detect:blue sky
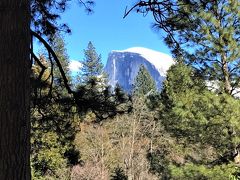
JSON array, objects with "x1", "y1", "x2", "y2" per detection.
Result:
[{"x1": 59, "y1": 0, "x2": 171, "y2": 66}]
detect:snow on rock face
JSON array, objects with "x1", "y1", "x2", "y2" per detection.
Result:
[
  {"x1": 104, "y1": 47, "x2": 174, "y2": 93},
  {"x1": 69, "y1": 60, "x2": 82, "y2": 72}
]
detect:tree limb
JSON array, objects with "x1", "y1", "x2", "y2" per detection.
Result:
[{"x1": 31, "y1": 30, "x2": 73, "y2": 95}]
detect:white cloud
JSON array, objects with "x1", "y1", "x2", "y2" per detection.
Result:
[{"x1": 69, "y1": 60, "x2": 82, "y2": 72}]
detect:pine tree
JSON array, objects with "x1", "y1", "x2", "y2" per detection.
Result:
[
  {"x1": 80, "y1": 41, "x2": 105, "y2": 84},
  {"x1": 51, "y1": 34, "x2": 70, "y2": 79},
  {"x1": 133, "y1": 65, "x2": 157, "y2": 96},
  {"x1": 175, "y1": 0, "x2": 240, "y2": 95},
  {"x1": 158, "y1": 63, "x2": 240, "y2": 178},
  {"x1": 31, "y1": 35, "x2": 79, "y2": 179},
  {"x1": 51, "y1": 34, "x2": 73, "y2": 94},
  {"x1": 0, "y1": 1, "x2": 31, "y2": 179},
  {"x1": 111, "y1": 167, "x2": 128, "y2": 180},
  {"x1": 131, "y1": 0, "x2": 240, "y2": 95}
]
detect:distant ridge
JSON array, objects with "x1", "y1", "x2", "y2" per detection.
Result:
[
  {"x1": 105, "y1": 47, "x2": 175, "y2": 93},
  {"x1": 112, "y1": 47, "x2": 174, "y2": 76}
]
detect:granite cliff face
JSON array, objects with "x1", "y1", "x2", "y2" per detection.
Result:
[{"x1": 104, "y1": 47, "x2": 174, "y2": 93}]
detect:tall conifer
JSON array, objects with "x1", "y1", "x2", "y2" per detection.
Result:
[
  {"x1": 80, "y1": 41, "x2": 105, "y2": 84},
  {"x1": 130, "y1": 0, "x2": 240, "y2": 95},
  {"x1": 133, "y1": 65, "x2": 156, "y2": 96}
]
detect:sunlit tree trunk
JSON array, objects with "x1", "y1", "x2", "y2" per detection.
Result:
[
  {"x1": 221, "y1": 54, "x2": 231, "y2": 94},
  {"x1": 0, "y1": 0, "x2": 31, "y2": 179}
]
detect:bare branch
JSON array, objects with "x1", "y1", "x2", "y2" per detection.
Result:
[
  {"x1": 123, "y1": 3, "x2": 140, "y2": 19},
  {"x1": 78, "y1": 0, "x2": 94, "y2": 14},
  {"x1": 31, "y1": 51, "x2": 47, "y2": 81}
]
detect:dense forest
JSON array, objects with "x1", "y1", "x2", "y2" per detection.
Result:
[{"x1": 0, "y1": 0, "x2": 240, "y2": 179}]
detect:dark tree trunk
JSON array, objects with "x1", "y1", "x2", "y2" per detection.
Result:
[{"x1": 0, "y1": 0, "x2": 31, "y2": 179}]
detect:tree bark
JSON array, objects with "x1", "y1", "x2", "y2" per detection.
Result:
[
  {"x1": 0, "y1": 0, "x2": 31, "y2": 179},
  {"x1": 221, "y1": 53, "x2": 231, "y2": 94}
]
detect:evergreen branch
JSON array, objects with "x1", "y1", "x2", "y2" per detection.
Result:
[
  {"x1": 123, "y1": 0, "x2": 184, "y2": 56},
  {"x1": 48, "y1": 52, "x2": 54, "y2": 97},
  {"x1": 31, "y1": 30, "x2": 73, "y2": 95},
  {"x1": 229, "y1": 63, "x2": 240, "y2": 74},
  {"x1": 209, "y1": 145, "x2": 240, "y2": 167}
]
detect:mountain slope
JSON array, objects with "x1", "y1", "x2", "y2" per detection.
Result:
[{"x1": 105, "y1": 47, "x2": 174, "y2": 93}]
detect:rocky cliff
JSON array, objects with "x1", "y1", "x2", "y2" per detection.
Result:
[{"x1": 104, "y1": 47, "x2": 174, "y2": 93}]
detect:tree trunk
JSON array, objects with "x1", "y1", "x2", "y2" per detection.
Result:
[
  {"x1": 0, "y1": 0, "x2": 31, "y2": 179},
  {"x1": 221, "y1": 53, "x2": 231, "y2": 94}
]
